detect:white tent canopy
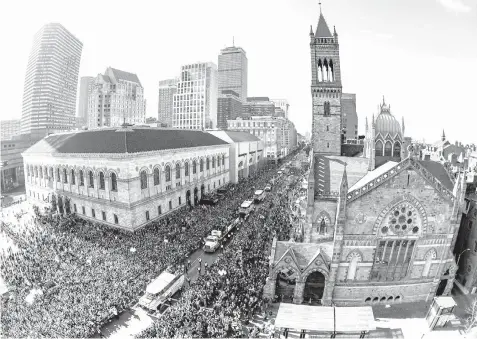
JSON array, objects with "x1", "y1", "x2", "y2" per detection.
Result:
[{"x1": 274, "y1": 304, "x2": 376, "y2": 333}]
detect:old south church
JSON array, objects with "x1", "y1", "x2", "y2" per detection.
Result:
[{"x1": 264, "y1": 9, "x2": 465, "y2": 306}]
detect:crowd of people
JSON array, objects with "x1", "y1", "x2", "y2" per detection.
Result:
[
  {"x1": 0, "y1": 148, "x2": 305, "y2": 338},
  {"x1": 137, "y1": 157, "x2": 309, "y2": 338}
]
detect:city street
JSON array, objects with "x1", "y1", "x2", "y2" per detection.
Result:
[{"x1": 98, "y1": 214, "x2": 244, "y2": 338}]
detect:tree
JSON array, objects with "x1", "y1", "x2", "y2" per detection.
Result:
[{"x1": 465, "y1": 296, "x2": 477, "y2": 333}]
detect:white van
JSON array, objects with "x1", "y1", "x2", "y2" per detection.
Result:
[{"x1": 138, "y1": 271, "x2": 185, "y2": 312}]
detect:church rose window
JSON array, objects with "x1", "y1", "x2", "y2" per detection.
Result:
[
  {"x1": 371, "y1": 239, "x2": 415, "y2": 281},
  {"x1": 386, "y1": 203, "x2": 417, "y2": 236}
]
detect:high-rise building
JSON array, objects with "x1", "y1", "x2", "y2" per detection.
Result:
[
  {"x1": 21, "y1": 23, "x2": 83, "y2": 139},
  {"x1": 242, "y1": 97, "x2": 276, "y2": 117},
  {"x1": 172, "y1": 62, "x2": 218, "y2": 130},
  {"x1": 158, "y1": 78, "x2": 178, "y2": 127},
  {"x1": 271, "y1": 99, "x2": 290, "y2": 119},
  {"x1": 1, "y1": 119, "x2": 21, "y2": 140},
  {"x1": 88, "y1": 67, "x2": 146, "y2": 129},
  {"x1": 77, "y1": 76, "x2": 95, "y2": 127},
  {"x1": 341, "y1": 93, "x2": 358, "y2": 141},
  {"x1": 218, "y1": 46, "x2": 248, "y2": 102},
  {"x1": 217, "y1": 90, "x2": 242, "y2": 129}
]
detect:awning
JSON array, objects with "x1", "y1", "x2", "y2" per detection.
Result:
[{"x1": 274, "y1": 304, "x2": 376, "y2": 333}]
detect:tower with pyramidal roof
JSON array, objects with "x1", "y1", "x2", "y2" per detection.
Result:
[{"x1": 310, "y1": 8, "x2": 342, "y2": 156}]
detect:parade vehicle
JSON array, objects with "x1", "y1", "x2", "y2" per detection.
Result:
[
  {"x1": 277, "y1": 170, "x2": 283, "y2": 175},
  {"x1": 199, "y1": 195, "x2": 219, "y2": 206},
  {"x1": 203, "y1": 219, "x2": 239, "y2": 253},
  {"x1": 253, "y1": 189, "x2": 266, "y2": 203},
  {"x1": 216, "y1": 188, "x2": 227, "y2": 197},
  {"x1": 138, "y1": 271, "x2": 185, "y2": 312},
  {"x1": 264, "y1": 185, "x2": 272, "y2": 192},
  {"x1": 239, "y1": 199, "x2": 254, "y2": 219}
]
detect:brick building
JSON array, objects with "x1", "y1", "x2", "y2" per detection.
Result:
[
  {"x1": 217, "y1": 90, "x2": 243, "y2": 129},
  {"x1": 23, "y1": 127, "x2": 229, "y2": 231},
  {"x1": 263, "y1": 9, "x2": 465, "y2": 306}
]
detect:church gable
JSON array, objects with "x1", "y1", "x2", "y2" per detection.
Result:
[
  {"x1": 346, "y1": 167, "x2": 454, "y2": 235},
  {"x1": 346, "y1": 158, "x2": 455, "y2": 205}
]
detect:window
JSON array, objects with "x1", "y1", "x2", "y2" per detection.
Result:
[
  {"x1": 63, "y1": 169, "x2": 68, "y2": 183},
  {"x1": 193, "y1": 160, "x2": 197, "y2": 174},
  {"x1": 165, "y1": 165, "x2": 171, "y2": 182},
  {"x1": 206, "y1": 158, "x2": 210, "y2": 170},
  {"x1": 176, "y1": 163, "x2": 181, "y2": 179},
  {"x1": 56, "y1": 168, "x2": 60, "y2": 182},
  {"x1": 91, "y1": 209, "x2": 96, "y2": 218},
  {"x1": 200, "y1": 159, "x2": 204, "y2": 172},
  {"x1": 324, "y1": 101, "x2": 330, "y2": 116},
  {"x1": 169, "y1": 200, "x2": 173, "y2": 210},
  {"x1": 327, "y1": 143, "x2": 330, "y2": 148},
  {"x1": 88, "y1": 171, "x2": 94, "y2": 188},
  {"x1": 158, "y1": 205, "x2": 162, "y2": 215},
  {"x1": 212, "y1": 157, "x2": 215, "y2": 168},
  {"x1": 326, "y1": 125, "x2": 329, "y2": 131},
  {"x1": 371, "y1": 240, "x2": 415, "y2": 281},
  {"x1": 185, "y1": 162, "x2": 189, "y2": 176},
  {"x1": 222, "y1": 155, "x2": 225, "y2": 166},
  {"x1": 99, "y1": 172, "x2": 105, "y2": 190},
  {"x1": 102, "y1": 211, "x2": 106, "y2": 221},
  {"x1": 179, "y1": 197, "x2": 182, "y2": 205},
  {"x1": 73, "y1": 204, "x2": 77, "y2": 213},
  {"x1": 82, "y1": 206, "x2": 85, "y2": 214},
  {"x1": 79, "y1": 170, "x2": 84, "y2": 186},
  {"x1": 111, "y1": 173, "x2": 117, "y2": 191},
  {"x1": 384, "y1": 142, "x2": 392, "y2": 156},
  {"x1": 140, "y1": 170, "x2": 148, "y2": 189},
  {"x1": 375, "y1": 140, "x2": 383, "y2": 157},
  {"x1": 393, "y1": 142, "x2": 401, "y2": 157},
  {"x1": 154, "y1": 168, "x2": 160, "y2": 185},
  {"x1": 114, "y1": 214, "x2": 118, "y2": 224},
  {"x1": 71, "y1": 169, "x2": 76, "y2": 185},
  {"x1": 146, "y1": 211, "x2": 150, "y2": 221}
]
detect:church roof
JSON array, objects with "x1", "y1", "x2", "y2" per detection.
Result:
[
  {"x1": 349, "y1": 160, "x2": 399, "y2": 191},
  {"x1": 315, "y1": 12, "x2": 333, "y2": 37},
  {"x1": 314, "y1": 155, "x2": 369, "y2": 195},
  {"x1": 417, "y1": 160, "x2": 454, "y2": 191},
  {"x1": 23, "y1": 127, "x2": 228, "y2": 155}
]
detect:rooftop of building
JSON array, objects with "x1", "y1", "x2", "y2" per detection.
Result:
[
  {"x1": 209, "y1": 130, "x2": 261, "y2": 143},
  {"x1": 274, "y1": 241, "x2": 333, "y2": 267},
  {"x1": 220, "y1": 46, "x2": 247, "y2": 54},
  {"x1": 23, "y1": 127, "x2": 228, "y2": 155},
  {"x1": 104, "y1": 67, "x2": 142, "y2": 86},
  {"x1": 315, "y1": 12, "x2": 333, "y2": 37},
  {"x1": 246, "y1": 97, "x2": 271, "y2": 102}
]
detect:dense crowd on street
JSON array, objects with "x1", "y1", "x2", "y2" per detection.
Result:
[
  {"x1": 137, "y1": 158, "x2": 308, "y2": 338},
  {"x1": 0, "y1": 148, "x2": 305, "y2": 338}
]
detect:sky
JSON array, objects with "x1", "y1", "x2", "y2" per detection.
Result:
[{"x1": 0, "y1": 0, "x2": 476, "y2": 144}]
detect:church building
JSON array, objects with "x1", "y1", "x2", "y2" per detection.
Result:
[{"x1": 264, "y1": 8, "x2": 466, "y2": 306}]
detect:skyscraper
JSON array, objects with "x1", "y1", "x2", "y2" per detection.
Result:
[
  {"x1": 341, "y1": 93, "x2": 358, "y2": 142},
  {"x1": 172, "y1": 62, "x2": 218, "y2": 130},
  {"x1": 88, "y1": 67, "x2": 146, "y2": 129},
  {"x1": 21, "y1": 23, "x2": 83, "y2": 139},
  {"x1": 217, "y1": 90, "x2": 242, "y2": 129},
  {"x1": 218, "y1": 46, "x2": 247, "y2": 102},
  {"x1": 158, "y1": 78, "x2": 178, "y2": 127},
  {"x1": 77, "y1": 76, "x2": 95, "y2": 127}
]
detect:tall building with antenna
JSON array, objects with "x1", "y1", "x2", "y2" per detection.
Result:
[{"x1": 218, "y1": 41, "x2": 248, "y2": 102}]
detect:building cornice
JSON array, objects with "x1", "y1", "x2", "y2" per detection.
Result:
[{"x1": 22, "y1": 144, "x2": 229, "y2": 160}]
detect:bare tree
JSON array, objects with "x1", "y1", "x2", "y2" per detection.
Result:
[{"x1": 465, "y1": 296, "x2": 477, "y2": 333}]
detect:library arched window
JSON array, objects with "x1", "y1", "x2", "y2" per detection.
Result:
[{"x1": 140, "y1": 170, "x2": 148, "y2": 189}]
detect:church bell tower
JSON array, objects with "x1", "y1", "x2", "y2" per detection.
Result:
[{"x1": 310, "y1": 7, "x2": 342, "y2": 155}]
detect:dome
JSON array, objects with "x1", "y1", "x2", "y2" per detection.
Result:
[{"x1": 375, "y1": 99, "x2": 401, "y2": 137}]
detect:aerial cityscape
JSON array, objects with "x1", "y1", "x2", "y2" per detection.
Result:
[{"x1": 1, "y1": 0, "x2": 476, "y2": 338}]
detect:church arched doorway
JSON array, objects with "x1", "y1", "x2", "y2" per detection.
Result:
[
  {"x1": 275, "y1": 267, "x2": 297, "y2": 303},
  {"x1": 194, "y1": 187, "x2": 199, "y2": 205},
  {"x1": 201, "y1": 184, "x2": 205, "y2": 197},
  {"x1": 186, "y1": 190, "x2": 191, "y2": 206},
  {"x1": 303, "y1": 271, "x2": 325, "y2": 305}
]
